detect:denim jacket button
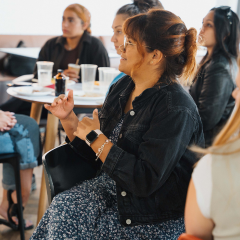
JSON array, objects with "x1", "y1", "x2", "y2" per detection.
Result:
[
  {"x1": 126, "y1": 219, "x2": 131, "y2": 225},
  {"x1": 121, "y1": 191, "x2": 127, "y2": 197},
  {"x1": 130, "y1": 110, "x2": 135, "y2": 116}
]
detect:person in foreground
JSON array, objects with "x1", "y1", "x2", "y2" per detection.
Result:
[
  {"x1": 31, "y1": 10, "x2": 204, "y2": 239},
  {"x1": 184, "y1": 58, "x2": 240, "y2": 240},
  {"x1": 189, "y1": 6, "x2": 239, "y2": 147},
  {"x1": 0, "y1": 112, "x2": 40, "y2": 230},
  {"x1": 109, "y1": 0, "x2": 164, "y2": 89}
]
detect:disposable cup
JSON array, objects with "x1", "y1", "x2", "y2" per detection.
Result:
[
  {"x1": 102, "y1": 69, "x2": 120, "y2": 93},
  {"x1": 36, "y1": 61, "x2": 54, "y2": 87},
  {"x1": 98, "y1": 67, "x2": 116, "y2": 93},
  {"x1": 68, "y1": 63, "x2": 81, "y2": 75},
  {"x1": 81, "y1": 64, "x2": 97, "y2": 92}
]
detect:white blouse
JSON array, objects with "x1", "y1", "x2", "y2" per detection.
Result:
[{"x1": 192, "y1": 154, "x2": 212, "y2": 219}]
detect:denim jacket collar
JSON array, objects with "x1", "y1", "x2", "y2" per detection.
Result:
[{"x1": 118, "y1": 74, "x2": 172, "y2": 109}]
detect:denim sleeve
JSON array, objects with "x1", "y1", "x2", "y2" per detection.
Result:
[{"x1": 102, "y1": 109, "x2": 196, "y2": 197}]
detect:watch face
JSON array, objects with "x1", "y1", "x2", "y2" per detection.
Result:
[{"x1": 86, "y1": 130, "x2": 98, "y2": 143}]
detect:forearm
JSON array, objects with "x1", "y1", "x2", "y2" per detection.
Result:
[{"x1": 60, "y1": 111, "x2": 79, "y2": 141}]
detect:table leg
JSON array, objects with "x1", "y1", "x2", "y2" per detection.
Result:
[
  {"x1": 37, "y1": 112, "x2": 58, "y2": 225},
  {"x1": 30, "y1": 103, "x2": 42, "y2": 124}
]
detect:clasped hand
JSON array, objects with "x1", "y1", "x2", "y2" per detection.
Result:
[
  {"x1": 73, "y1": 109, "x2": 100, "y2": 141},
  {"x1": 0, "y1": 110, "x2": 17, "y2": 132}
]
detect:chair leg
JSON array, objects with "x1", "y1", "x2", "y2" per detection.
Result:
[
  {"x1": 9, "y1": 157, "x2": 25, "y2": 240},
  {"x1": 58, "y1": 129, "x2": 61, "y2": 145}
]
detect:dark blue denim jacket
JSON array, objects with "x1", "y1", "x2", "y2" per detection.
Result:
[{"x1": 68, "y1": 75, "x2": 204, "y2": 226}]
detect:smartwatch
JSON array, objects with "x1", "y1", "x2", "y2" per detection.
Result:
[{"x1": 85, "y1": 129, "x2": 103, "y2": 146}]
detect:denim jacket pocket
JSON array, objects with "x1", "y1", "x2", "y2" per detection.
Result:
[{"x1": 124, "y1": 124, "x2": 149, "y2": 145}]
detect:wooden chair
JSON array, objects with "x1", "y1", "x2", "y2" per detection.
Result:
[
  {"x1": 0, "y1": 153, "x2": 25, "y2": 240},
  {"x1": 178, "y1": 233, "x2": 203, "y2": 240}
]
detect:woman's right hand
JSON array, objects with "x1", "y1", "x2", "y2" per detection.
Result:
[
  {"x1": 63, "y1": 69, "x2": 79, "y2": 83},
  {"x1": 44, "y1": 90, "x2": 74, "y2": 120}
]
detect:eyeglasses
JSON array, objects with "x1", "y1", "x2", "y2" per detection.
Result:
[
  {"x1": 219, "y1": 6, "x2": 232, "y2": 25},
  {"x1": 119, "y1": 36, "x2": 153, "y2": 52}
]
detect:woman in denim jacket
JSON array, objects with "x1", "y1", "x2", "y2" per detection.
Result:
[
  {"x1": 31, "y1": 10, "x2": 204, "y2": 239},
  {"x1": 0, "y1": 111, "x2": 40, "y2": 230}
]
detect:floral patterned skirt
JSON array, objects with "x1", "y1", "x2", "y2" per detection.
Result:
[{"x1": 30, "y1": 172, "x2": 185, "y2": 240}]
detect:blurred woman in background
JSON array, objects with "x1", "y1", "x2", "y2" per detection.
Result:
[
  {"x1": 34, "y1": 3, "x2": 110, "y2": 82},
  {"x1": 0, "y1": 4, "x2": 110, "y2": 119},
  {"x1": 184, "y1": 58, "x2": 240, "y2": 240},
  {"x1": 109, "y1": 0, "x2": 164, "y2": 89},
  {"x1": 189, "y1": 6, "x2": 240, "y2": 147}
]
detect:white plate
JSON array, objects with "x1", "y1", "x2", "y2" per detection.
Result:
[
  {"x1": 73, "y1": 90, "x2": 105, "y2": 101},
  {"x1": 12, "y1": 74, "x2": 76, "y2": 86},
  {"x1": 12, "y1": 74, "x2": 34, "y2": 86},
  {"x1": 13, "y1": 86, "x2": 53, "y2": 96}
]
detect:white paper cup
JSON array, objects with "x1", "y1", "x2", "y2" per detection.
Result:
[
  {"x1": 68, "y1": 63, "x2": 81, "y2": 75},
  {"x1": 81, "y1": 64, "x2": 97, "y2": 92},
  {"x1": 36, "y1": 61, "x2": 54, "y2": 87}
]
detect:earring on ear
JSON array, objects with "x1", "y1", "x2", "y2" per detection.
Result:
[{"x1": 150, "y1": 61, "x2": 153, "y2": 64}]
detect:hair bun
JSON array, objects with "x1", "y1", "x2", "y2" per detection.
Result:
[{"x1": 133, "y1": 0, "x2": 162, "y2": 11}]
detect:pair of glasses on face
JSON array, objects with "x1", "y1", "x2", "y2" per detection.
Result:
[
  {"x1": 219, "y1": 6, "x2": 232, "y2": 25},
  {"x1": 119, "y1": 36, "x2": 153, "y2": 52}
]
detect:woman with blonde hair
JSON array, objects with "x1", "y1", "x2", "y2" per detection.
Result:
[
  {"x1": 0, "y1": 3, "x2": 110, "y2": 119},
  {"x1": 184, "y1": 58, "x2": 240, "y2": 240},
  {"x1": 33, "y1": 3, "x2": 110, "y2": 82}
]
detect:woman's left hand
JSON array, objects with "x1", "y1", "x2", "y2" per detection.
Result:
[{"x1": 73, "y1": 109, "x2": 100, "y2": 141}]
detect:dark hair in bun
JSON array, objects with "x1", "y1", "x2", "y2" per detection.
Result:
[{"x1": 117, "y1": 0, "x2": 164, "y2": 17}]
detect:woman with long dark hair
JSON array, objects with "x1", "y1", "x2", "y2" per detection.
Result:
[
  {"x1": 189, "y1": 6, "x2": 240, "y2": 147},
  {"x1": 31, "y1": 10, "x2": 204, "y2": 239}
]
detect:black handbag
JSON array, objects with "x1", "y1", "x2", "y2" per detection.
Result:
[{"x1": 43, "y1": 142, "x2": 101, "y2": 204}]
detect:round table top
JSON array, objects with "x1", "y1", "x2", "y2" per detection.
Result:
[{"x1": 7, "y1": 84, "x2": 104, "y2": 108}]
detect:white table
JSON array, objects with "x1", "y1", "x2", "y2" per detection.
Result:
[
  {"x1": 0, "y1": 47, "x2": 120, "y2": 59},
  {"x1": 7, "y1": 84, "x2": 104, "y2": 224},
  {"x1": 0, "y1": 47, "x2": 40, "y2": 59}
]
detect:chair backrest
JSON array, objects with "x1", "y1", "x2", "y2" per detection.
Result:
[
  {"x1": 43, "y1": 143, "x2": 99, "y2": 204},
  {"x1": 178, "y1": 233, "x2": 203, "y2": 240}
]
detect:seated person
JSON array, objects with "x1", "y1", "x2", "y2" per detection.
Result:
[
  {"x1": 33, "y1": 3, "x2": 110, "y2": 82},
  {"x1": 189, "y1": 6, "x2": 239, "y2": 147},
  {"x1": 109, "y1": 0, "x2": 164, "y2": 90},
  {"x1": 0, "y1": 111, "x2": 41, "y2": 230},
  {"x1": 0, "y1": 3, "x2": 110, "y2": 116},
  {"x1": 31, "y1": 9, "x2": 204, "y2": 239},
  {"x1": 184, "y1": 59, "x2": 240, "y2": 240}
]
